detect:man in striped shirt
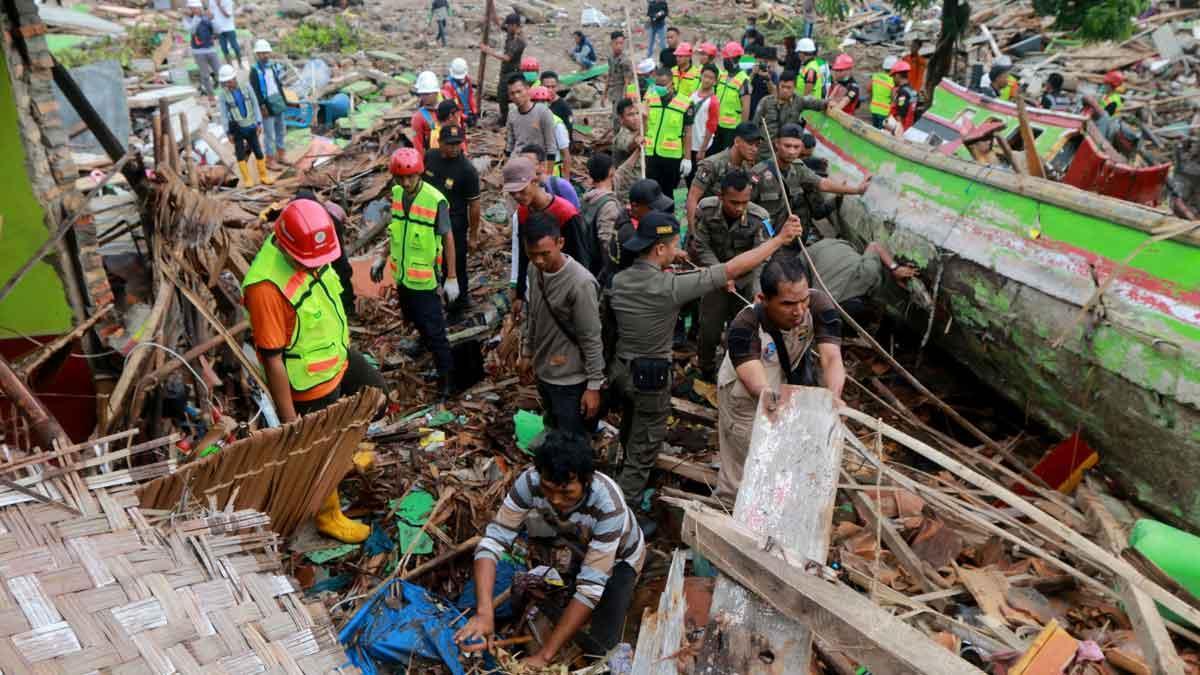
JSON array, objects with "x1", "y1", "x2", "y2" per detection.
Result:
[{"x1": 455, "y1": 431, "x2": 645, "y2": 666}]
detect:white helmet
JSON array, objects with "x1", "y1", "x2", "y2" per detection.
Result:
[
  {"x1": 218, "y1": 64, "x2": 237, "y2": 83},
  {"x1": 796, "y1": 37, "x2": 816, "y2": 53},
  {"x1": 636, "y1": 57, "x2": 656, "y2": 75},
  {"x1": 415, "y1": 70, "x2": 440, "y2": 95},
  {"x1": 186, "y1": 0, "x2": 203, "y2": 7},
  {"x1": 253, "y1": 39, "x2": 272, "y2": 53},
  {"x1": 449, "y1": 57, "x2": 469, "y2": 81},
  {"x1": 882, "y1": 55, "x2": 898, "y2": 71}
]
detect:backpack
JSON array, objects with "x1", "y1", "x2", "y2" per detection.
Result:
[
  {"x1": 580, "y1": 192, "x2": 631, "y2": 288},
  {"x1": 191, "y1": 17, "x2": 215, "y2": 49}
]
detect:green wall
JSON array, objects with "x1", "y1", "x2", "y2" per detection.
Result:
[{"x1": 0, "y1": 47, "x2": 74, "y2": 340}]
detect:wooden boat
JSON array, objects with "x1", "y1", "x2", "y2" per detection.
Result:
[
  {"x1": 903, "y1": 80, "x2": 1170, "y2": 206},
  {"x1": 804, "y1": 105, "x2": 1200, "y2": 531}
]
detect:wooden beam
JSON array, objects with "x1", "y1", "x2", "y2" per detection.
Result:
[
  {"x1": 841, "y1": 408, "x2": 1200, "y2": 630},
  {"x1": 841, "y1": 469, "x2": 942, "y2": 598},
  {"x1": 630, "y1": 549, "x2": 688, "y2": 675},
  {"x1": 682, "y1": 507, "x2": 984, "y2": 675},
  {"x1": 695, "y1": 386, "x2": 843, "y2": 673},
  {"x1": 1079, "y1": 487, "x2": 1186, "y2": 675},
  {"x1": 671, "y1": 396, "x2": 717, "y2": 425},
  {"x1": 655, "y1": 454, "x2": 718, "y2": 486}
]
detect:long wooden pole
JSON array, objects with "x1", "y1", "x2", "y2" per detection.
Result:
[
  {"x1": 477, "y1": 0, "x2": 494, "y2": 103},
  {"x1": 621, "y1": 3, "x2": 646, "y2": 178},
  {"x1": 0, "y1": 355, "x2": 71, "y2": 452}
]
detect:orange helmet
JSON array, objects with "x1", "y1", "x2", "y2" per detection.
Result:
[
  {"x1": 674, "y1": 42, "x2": 693, "y2": 57},
  {"x1": 1104, "y1": 70, "x2": 1124, "y2": 88},
  {"x1": 520, "y1": 56, "x2": 540, "y2": 72},
  {"x1": 389, "y1": 147, "x2": 423, "y2": 176},
  {"x1": 890, "y1": 60, "x2": 911, "y2": 74},
  {"x1": 722, "y1": 41, "x2": 744, "y2": 59},
  {"x1": 530, "y1": 85, "x2": 552, "y2": 101},
  {"x1": 275, "y1": 199, "x2": 341, "y2": 267},
  {"x1": 832, "y1": 53, "x2": 854, "y2": 71},
  {"x1": 698, "y1": 42, "x2": 718, "y2": 57}
]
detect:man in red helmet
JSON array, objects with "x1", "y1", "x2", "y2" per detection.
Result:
[
  {"x1": 829, "y1": 53, "x2": 860, "y2": 115},
  {"x1": 371, "y1": 148, "x2": 459, "y2": 398},
  {"x1": 889, "y1": 60, "x2": 918, "y2": 131},
  {"x1": 711, "y1": 41, "x2": 751, "y2": 154},
  {"x1": 242, "y1": 199, "x2": 387, "y2": 543}
]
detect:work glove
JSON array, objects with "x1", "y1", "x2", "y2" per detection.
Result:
[
  {"x1": 680, "y1": 158, "x2": 693, "y2": 177},
  {"x1": 370, "y1": 257, "x2": 387, "y2": 283},
  {"x1": 443, "y1": 279, "x2": 460, "y2": 304}
]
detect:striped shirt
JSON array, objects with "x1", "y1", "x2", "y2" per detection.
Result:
[{"x1": 476, "y1": 469, "x2": 645, "y2": 608}]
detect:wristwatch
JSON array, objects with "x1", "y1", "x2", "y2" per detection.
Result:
[{"x1": 888, "y1": 262, "x2": 900, "y2": 271}]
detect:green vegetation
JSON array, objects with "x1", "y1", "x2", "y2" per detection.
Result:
[
  {"x1": 52, "y1": 19, "x2": 169, "y2": 68},
  {"x1": 1033, "y1": 0, "x2": 1149, "y2": 41},
  {"x1": 279, "y1": 16, "x2": 366, "y2": 57}
]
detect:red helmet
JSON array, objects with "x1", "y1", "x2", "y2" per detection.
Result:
[
  {"x1": 890, "y1": 60, "x2": 911, "y2": 74},
  {"x1": 674, "y1": 42, "x2": 693, "y2": 57},
  {"x1": 722, "y1": 41, "x2": 744, "y2": 59},
  {"x1": 520, "y1": 56, "x2": 540, "y2": 72},
  {"x1": 832, "y1": 53, "x2": 854, "y2": 71},
  {"x1": 1104, "y1": 70, "x2": 1124, "y2": 87},
  {"x1": 275, "y1": 199, "x2": 340, "y2": 268},
  {"x1": 698, "y1": 42, "x2": 718, "y2": 57},
  {"x1": 530, "y1": 85, "x2": 552, "y2": 101},
  {"x1": 389, "y1": 147, "x2": 423, "y2": 176}
]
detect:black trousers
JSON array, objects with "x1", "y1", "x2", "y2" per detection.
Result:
[
  {"x1": 708, "y1": 127, "x2": 734, "y2": 156},
  {"x1": 441, "y1": 216, "x2": 470, "y2": 309},
  {"x1": 397, "y1": 286, "x2": 453, "y2": 379},
  {"x1": 573, "y1": 562, "x2": 640, "y2": 655},
  {"x1": 645, "y1": 155, "x2": 682, "y2": 199},
  {"x1": 294, "y1": 348, "x2": 389, "y2": 416},
  {"x1": 498, "y1": 70, "x2": 515, "y2": 125},
  {"x1": 536, "y1": 379, "x2": 596, "y2": 436},
  {"x1": 231, "y1": 125, "x2": 264, "y2": 161}
]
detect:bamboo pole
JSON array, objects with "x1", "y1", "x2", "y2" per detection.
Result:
[
  {"x1": 478, "y1": 0, "x2": 494, "y2": 100},
  {"x1": 179, "y1": 111, "x2": 198, "y2": 188},
  {"x1": 621, "y1": 3, "x2": 645, "y2": 178}
]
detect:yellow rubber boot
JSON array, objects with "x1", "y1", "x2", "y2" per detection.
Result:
[
  {"x1": 237, "y1": 160, "x2": 256, "y2": 187},
  {"x1": 352, "y1": 449, "x2": 376, "y2": 473},
  {"x1": 256, "y1": 158, "x2": 275, "y2": 185},
  {"x1": 315, "y1": 489, "x2": 370, "y2": 543}
]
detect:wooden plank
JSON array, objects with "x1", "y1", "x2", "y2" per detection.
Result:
[
  {"x1": 682, "y1": 507, "x2": 984, "y2": 675},
  {"x1": 671, "y1": 397, "x2": 717, "y2": 425},
  {"x1": 695, "y1": 386, "x2": 842, "y2": 673},
  {"x1": 655, "y1": 454, "x2": 717, "y2": 486},
  {"x1": 1079, "y1": 487, "x2": 1186, "y2": 675},
  {"x1": 630, "y1": 549, "x2": 687, "y2": 675},
  {"x1": 841, "y1": 470, "x2": 942, "y2": 598},
  {"x1": 841, "y1": 409, "x2": 1200, "y2": 631}
]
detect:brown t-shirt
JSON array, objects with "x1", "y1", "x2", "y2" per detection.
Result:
[
  {"x1": 726, "y1": 292, "x2": 840, "y2": 369},
  {"x1": 243, "y1": 281, "x2": 346, "y2": 401}
]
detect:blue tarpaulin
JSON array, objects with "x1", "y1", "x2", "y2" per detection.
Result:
[{"x1": 340, "y1": 580, "x2": 468, "y2": 675}]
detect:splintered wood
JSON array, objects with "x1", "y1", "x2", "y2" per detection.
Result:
[
  {"x1": 138, "y1": 388, "x2": 385, "y2": 538},
  {"x1": 0, "y1": 490, "x2": 355, "y2": 673}
]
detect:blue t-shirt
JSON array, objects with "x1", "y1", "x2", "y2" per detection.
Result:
[{"x1": 545, "y1": 177, "x2": 579, "y2": 208}]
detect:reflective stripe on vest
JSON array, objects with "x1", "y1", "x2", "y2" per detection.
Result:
[
  {"x1": 998, "y1": 79, "x2": 1018, "y2": 101},
  {"x1": 800, "y1": 60, "x2": 826, "y2": 98},
  {"x1": 673, "y1": 64, "x2": 701, "y2": 99},
  {"x1": 218, "y1": 84, "x2": 257, "y2": 128},
  {"x1": 1101, "y1": 91, "x2": 1123, "y2": 114},
  {"x1": 644, "y1": 91, "x2": 689, "y2": 159},
  {"x1": 388, "y1": 182, "x2": 447, "y2": 291},
  {"x1": 241, "y1": 236, "x2": 349, "y2": 392},
  {"x1": 870, "y1": 72, "x2": 894, "y2": 115},
  {"x1": 716, "y1": 71, "x2": 748, "y2": 128}
]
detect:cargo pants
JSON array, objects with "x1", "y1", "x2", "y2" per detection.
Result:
[
  {"x1": 697, "y1": 277, "x2": 757, "y2": 377},
  {"x1": 609, "y1": 356, "x2": 672, "y2": 503}
]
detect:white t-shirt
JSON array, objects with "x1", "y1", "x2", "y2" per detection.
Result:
[
  {"x1": 553, "y1": 118, "x2": 570, "y2": 152},
  {"x1": 689, "y1": 92, "x2": 719, "y2": 154}
]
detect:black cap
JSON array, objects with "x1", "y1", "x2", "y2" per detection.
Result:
[
  {"x1": 628, "y1": 178, "x2": 674, "y2": 213},
  {"x1": 733, "y1": 122, "x2": 762, "y2": 141},
  {"x1": 436, "y1": 98, "x2": 459, "y2": 120},
  {"x1": 778, "y1": 122, "x2": 806, "y2": 139},
  {"x1": 439, "y1": 124, "x2": 465, "y2": 144},
  {"x1": 803, "y1": 156, "x2": 828, "y2": 177},
  {"x1": 504, "y1": 12, "x2": 521, "y2": 25},
  {"x1": 624, "y1": 211, "x2": 680, "y2": 252}
]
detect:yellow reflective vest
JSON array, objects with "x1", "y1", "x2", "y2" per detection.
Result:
[
  {"x1": 869, "y1": 72, "x2": 894, "y2": 116},
  {"x1": 672, "y1": 63, "x2": 701, "y2": 99},
  {"x1": 389, "y1": 181, "x2": 448, "y2": 291},
  {"x1": 716, "y1": 70, "x2": 749, "y2": 129},
  {"x1": 644, "y1": 89, "x2": 689, "y2": 159}
]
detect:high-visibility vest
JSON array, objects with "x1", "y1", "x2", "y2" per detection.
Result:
[
  {"x1": 242, "y1": 236, "x2": 349, "y2": 393},
  {"x1": 869, "y1": 72, "x2": 894, "y2": 116},
  {"x1": 644, "y1": 89, "x2": 689, "y2": 159},
  {"x1": 389, "y1": 182, "x2": 448, "y2": 291},
  {"x1": 716, "y1": 70, "x2": 749, "y2": 129},
  {"x1": 997, "y1": 78, "x2": 1018, "y2": 101},
  {"x1": 217, "y1": 83, "x2": 258, "y2": 129},
  {"x1": 1101, "y1": 91, "x2": 1123, "y2": 115},
  {"x1": 800, "y1": 58, "x2": 827, "y2": 97},
  {"x1": 672, "y1": 63, "x2": 701, "y2": 99}
]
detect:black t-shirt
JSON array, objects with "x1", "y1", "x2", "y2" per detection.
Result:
[
  {"x1": 423, "y1": 149, "x2": 481, "y2": 223},
  {"x1": 550, "y1": 98, "x2": 574, "y2": 138},
  {"x1": 660, "y1": 47, "x2": 677, "y2": 69}
]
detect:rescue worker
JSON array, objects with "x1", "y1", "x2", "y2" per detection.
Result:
[
  {"x1": 714, "y1": 254, "x2": 844, "y2": 501},
  {"x1": 243, "y1": 200, "x2": 386, "y2": 543},
  {"x1": 689, "y1": 170, "x2": 772, "y2": 381},
  {"x1": 1040, "y1": 73, "x2": 1072, "y2": 111},
  {"x1": 182, "y1": 0, "x2": 219, "y2": 99},
  {"x1": 1101, "y1": 70, "x2": 1125, "y2": 115},
  {"x1": 644, "y1": 66, "x2": 694, "y2": 198},
  {"x1": 431, "y1": 99, "x2": 469, "y2": 154},
  {"x1": 796, "y1": 37, "x2": 828, "y2": 98},
  {"x1": 370, "y1": 148, "x2": 458, "y2": 397},
  {"x1": 480, "y1": 13, "x2": 525, "y2": 127},
  {"x1": 870, "y1": 55, "x2": 897, "y2": 129},
  {"x1": 889, "y1": 60, "x2": 918, "y2": 131},
  {"x1": 685, "y1": 122, "x2": 761, "y2": 227},
  {"x1": 442, "y1": 57, "x2": 479, "y2": 126},
  {"x1": 901, "y1": 38, "x2": 928, "y2": 94},
  {"x1": 521, "y1": 56, "x2": 541, "y2": 86},
  {"x1": 423, "y1": 124, "x2": 480, "y2": 314},
  {"x1": 628, "y1": 58, "x2": 656, "y2": 100},
  {"x1": 249, "y1": 39, "x2": 288, "y2": 170},
  {"x1": 750, "y1": 69, "x2": 827, "y2": 162},
  {"x1": 608, "y1": 207, "x2": 803, "y2": 503},
  {"x1": 830, "y1": 53, "x2": 860, "y2": 115},
  {"x1": 411, "y1": 70, "x2": 443, "y2": 155},
  {"x1": 518, "y1": 214, "x2": 606, "y2": 436},
  {"x1": 454, "y1": 431, "x2": 645, "y2": 667},
  {"x1": 216, "y1": 64, "x2": 274, "y2": 187},
  {"x1": 751, "y1": 123, "x2": 868, "y2": 236},
  {"x1": 712, "y1": 42, "x2": 751, "y2": 154},
  {"x1": 807, "y1": 238, "x2": 917, "y2": 318},
  {"x1": 696, "y1": 41, "x2": 718, "y2": 68},
  {"x1": 530, "y1": 85, "x2": 573, "y2": 179},
  {"x1": 988, "y1": 62, "x2": 1018, "y2": 101},
  {"x1": 671, "y1": 42, "x2": 701, "y2": 99}
]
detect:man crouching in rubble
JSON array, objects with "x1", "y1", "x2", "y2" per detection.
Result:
[{"x1": 454, "y1": 431, "x2": 645, "y2": 666}]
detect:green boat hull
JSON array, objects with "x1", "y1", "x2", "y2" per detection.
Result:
[{"x1": 806, "y1": 110, "x2": 1200, "y2": 531}]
